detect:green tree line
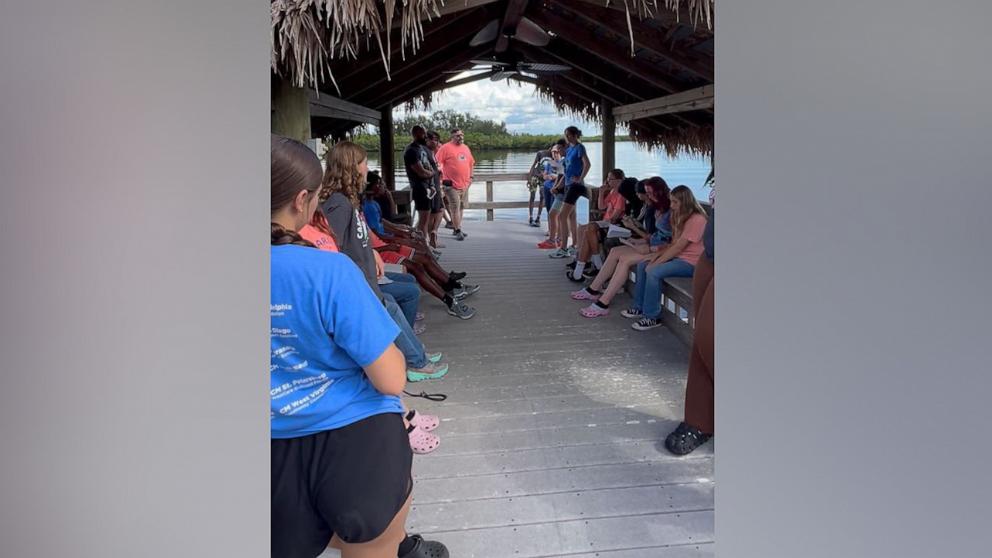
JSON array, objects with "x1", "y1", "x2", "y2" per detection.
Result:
[{"x1": 350, "y1": 109, "x2": 627, "y2": 152}]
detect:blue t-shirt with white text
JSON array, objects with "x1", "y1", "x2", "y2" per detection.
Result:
[
  {"x1": 563, "y1": 143, "x2": 587, "y2": 184},
  {"x1": 270, "y1": 245, "x2": 402, "y2": 439}
]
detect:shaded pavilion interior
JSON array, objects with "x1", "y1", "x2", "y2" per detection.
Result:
[{"x1": 272, "y1": 0, "x2": 714, "y2": 188}]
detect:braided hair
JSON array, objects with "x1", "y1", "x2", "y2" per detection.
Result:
[{"x1": 271, "y1": 134, "x2": 322, "y2": 247}]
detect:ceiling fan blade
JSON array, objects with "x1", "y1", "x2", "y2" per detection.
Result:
[
  {"x1": 515, "y1": 17, "x2": 550, "y2": 47},
  {"x1": 470, "y1": 59, "x2": 507, "y2": 67},
  {"x1": 469, "y1": 19, "x2": 500, "y2": 47},
  {"x1": 519, "y1": 71, "x2": 540, "y2": 79},
  {"x1": 490, "y1": 71, "x2": 518, "y2": 81},
  {"x1": 443, "y1": 66, "x2": 495, "y2": 74},
  {"x1": 519, "y1": 62, "x2": 571, "y2": 73}
]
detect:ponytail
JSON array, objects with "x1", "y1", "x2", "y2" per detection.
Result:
[{"x1": 271, "y1": 223, "x2": 316, "y2": 248}]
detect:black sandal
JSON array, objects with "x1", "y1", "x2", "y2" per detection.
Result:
[
  {"x1": 664, "y1": 422, "x2": 711, "y2": 456},
  {"x1": 399, "y1": 534, "x2": 449, "y2": 558}
]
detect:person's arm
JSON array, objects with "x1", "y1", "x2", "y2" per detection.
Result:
[
  {"x1": 384, "y1": 190, "x2": 397, "y2": 215},
  {"x1": 372, "y1": 250, "x2": 385, "y2": 278},
  {"x1": 597, "y1": 186, "x2": 611, "y2": 211},
  {"x1": 412, "y1": 161, "x2": 433, "y2": 179},
  {"x1": 578, "y1": 149, "x2": 591, "y2": 184},
  {"x1": 363, "y1": 344, "x2": 406, "y2": 396},
  {"x1": 649, "y1": 237, "x2": 690, "y2": 263}
]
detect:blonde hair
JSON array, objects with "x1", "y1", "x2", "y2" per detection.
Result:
[
  {"x1": 320, "y1": 141, "x2": 367, "y2": 208},
  {"x1": 670, "y1": 185, "x2": 707, "y2": 240}
]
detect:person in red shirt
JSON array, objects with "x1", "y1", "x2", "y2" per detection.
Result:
[{"x1": 435, "y1": 128, "x2": 475, "y2": 241}]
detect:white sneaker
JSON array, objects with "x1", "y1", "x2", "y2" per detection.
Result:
[{"x1": 548, "y1": 248, "x2": 569, "y2": 259}]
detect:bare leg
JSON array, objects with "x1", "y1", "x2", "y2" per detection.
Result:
[
  {"x1": 588, "y1": 245, "x2": 635, "y2": 291},
  {"x1": 428, "y1": 212, "x2": 442, "y2": 248},
  {"x1": 578, "y1": 225, "x2": 599, "y2": 262},
  {"x1": 598, "y1": 252, "x2": 652, "y2": 305},
  {"x1": 558, "y1": 204, "x2": 575, "y2": 250},
  {"x1": 528, "y1": 190, "x2": 537, "y2": 221},
  {"x1": 403, "y1": 261, "x2": 448, "y2": 301},
  {"x1": 415, "y1": 210, "x2": 430, "y2": 239},
  {"x1": 548, "y1": 208, "x2": 560, "y2": 242},
  {"x1": 331, "y1": 492, "x2": 412, "y2": 558},
  {"x1": 568, "y1": 209, "x2": 578, "y2": 249}
]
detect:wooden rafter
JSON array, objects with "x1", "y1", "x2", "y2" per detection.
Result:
[
  {"x1": 549, "y1": 0, "x2": 713, "y2": 82},
  {"x1": 528, "y1": 9, "x2": 682, "y2": 94},
  {"x1": 362, "y1": 45, "x2": 494, "y2": 108},
  {"x1": 333, "y1": 9, "x2": 482, "y2": 83}
]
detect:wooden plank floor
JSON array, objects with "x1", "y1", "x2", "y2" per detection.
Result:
[{"x1": 403, "y1": 221, "x2": 714, "y2": 558}]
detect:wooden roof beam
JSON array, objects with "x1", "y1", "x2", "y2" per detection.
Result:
[
  {"x1": 495, "y1": 0, "x2": 530, "y2": 53},
  {"x1": 571, "y1": 0, "x2": 713, "y2": 39},
  {"x1": 529, "y1": 74, "x2": 676, "y2": 132},
  {"x1": 517, "y1": 44, "x2": 703, "y2": 128},
  {"x1": 549, "y1": 0, "x2": 713, "y2": 82},
  {"x1": 528, "y1": 9, "x2": 682, "y2": 94},
  {"x1": 338, "y1": 11, "x2": 500, "y2": 100},
  {"x1": 613, "y1": 85, "x2": 714, "y2": 121},
  {"x1": 308, "y1": 91, "x2": 381, "y2": 125},
  {"x1": 363, "y1": 46, "x2": 494, "y2": 108},
  {"x1": 334, "y1": 9, "x2": 482, "y2": 83}
]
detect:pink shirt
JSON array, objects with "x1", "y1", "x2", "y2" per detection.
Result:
[
  {"x1": 298, "y1": 225, "x2": 338, "y2": 253},
  {"x1": 435, "y1": 142, "x2": 475, "y2": 190},
  {"x1": 676, "y1": 213, "x2": 708, "y2": 265}
]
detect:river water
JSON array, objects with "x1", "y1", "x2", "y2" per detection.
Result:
[{"x1": 367, "y1": 141, "x2": 711, "y2": 224}]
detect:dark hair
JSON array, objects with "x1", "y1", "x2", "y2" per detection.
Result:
[
  {"x1": 271, "y1": 134, "x2": 321, "y2": 247},
  {"x1": 643, "y1": 176, "x2": 671, "y2": 213},
  {"x1": 450, "y1": 128, "x2": 462, "y2": 135},
  {"x1": 367, "y1": 170, "x2": 382, "y2": 186},
  {"x1": 618, "y1": 177, "x2": 642, "y2": 215},
  {"x1": 565, "y1": 126, "x2": 582, "y2": 138},
  {"x1": 635, "y1": 179, "x2": 648, "y2": 194},
  {"x1": 411, "y1": 125, "x2": 425, "y2": 135},
  {"x1": 608, "y1": 168, "x2": 625, "y2": 179},
  {"x1": 426, "y1": 130, "x2": 441, "y2": 141},
  {"x1": 554, "y1": 138, "x2": 567, "y2": 147}
]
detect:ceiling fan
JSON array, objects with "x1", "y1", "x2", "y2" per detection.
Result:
[
  {"x1": 469, "y1": 16, "x2": 551, "y2": 49},
  {"x1": 447, "y1": 53, "x2": 571, "y2": 81}
]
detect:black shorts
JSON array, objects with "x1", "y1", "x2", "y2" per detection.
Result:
[
  {"x1": 271, "y1": 412, "x2": 413, "y2": 557},
  {"x1": 564, "y1": 182, "x2": 589, "y2": 205},
  {"x1": 411, "y1": 183, "x2": 433, "y2": 212},
  {"x1": 429, "y1": 184, "x2": 443, "y2": 214}
]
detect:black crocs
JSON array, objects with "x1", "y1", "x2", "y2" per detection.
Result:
[
  {"x1": 399, "y1": 534, "x2": 449, "y2": 558},
  {"x1": 664, "y1": 422, "x2": 711, "y2": 456}
]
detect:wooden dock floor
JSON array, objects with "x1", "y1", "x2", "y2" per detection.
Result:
[{"x1": 403, "y1": 221, "x2": 714, "y2": 557}]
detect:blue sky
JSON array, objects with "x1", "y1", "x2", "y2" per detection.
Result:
[{"x1": 396, "y1": 76, "x2": 601, "y2": 135}]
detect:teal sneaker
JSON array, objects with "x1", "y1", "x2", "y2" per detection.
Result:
[
  {"x1": 427, "y1": 352, "x2": 443, "y2": 364},
  {"x1": 407, "y1": 361, "x2": 449, "y2": 382}
]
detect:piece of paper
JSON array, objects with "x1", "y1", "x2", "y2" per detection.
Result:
[
  {"x1": 596, "y1": 220, "x2": 611, "y2": 229},
  {"x1": 376, "y1": 276, "x2": 394, "y2": 285},
  {"x1": 606, "y1": 225, "x2": 632, "y2": 239},
  {"x1": 383, "y1": 263, "x2": 404, "y2": 274}
]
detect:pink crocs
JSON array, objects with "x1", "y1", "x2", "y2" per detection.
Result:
[
  {"x1": 570, "y1": 288, "x2": 599, "y2": 301},
  {"x1": 580, "y1": 303, "x2": 610, "y2": 318},
  {"x1": 406, "y1": 409, "x2": 440, "y2": 432},
  {"x1": 407, "y1": 424, "x2": 440, "y2": 454}
]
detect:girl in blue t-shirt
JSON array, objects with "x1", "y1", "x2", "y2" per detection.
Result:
[
  {"x1": 269, "y1": 135, "x2": 447, "y2": 558},
  {"x1": 550, "y1": 126, "x2": 592, "y2": 259}
]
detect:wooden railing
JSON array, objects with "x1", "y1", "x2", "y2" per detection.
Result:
[{"x1": 466, "y1": 172, "x2": 532, "y2": 221}]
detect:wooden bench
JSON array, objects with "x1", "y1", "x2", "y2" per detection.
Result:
[{"x1": 624, "y1": 271, "x2": 695, "y2": 346}]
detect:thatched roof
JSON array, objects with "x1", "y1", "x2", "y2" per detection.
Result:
[{"x1": 272, "y1": 0, "x2": 714, "y2": 155}]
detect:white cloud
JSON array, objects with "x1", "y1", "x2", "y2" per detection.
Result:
[{"x1": 396, "y1": 78, "x2": 601, "y2": 135}]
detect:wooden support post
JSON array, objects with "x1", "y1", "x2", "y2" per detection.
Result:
[
  {"x1": 602, "y1": 98, "x2": 616, "y2": 183},
  {"x1": 379, "y1": 104, "x2": 395, "y2": 190},
  {"x1": 271, "y1": 77, "x2": 311, "y2": 142},
  {"x1": 485, "y1": 180, "x2": 494, "y2": 221}
]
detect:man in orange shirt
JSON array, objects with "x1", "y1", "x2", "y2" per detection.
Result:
[{"x1": 435, "y1": 128, "x2": 475, "y2": 241}]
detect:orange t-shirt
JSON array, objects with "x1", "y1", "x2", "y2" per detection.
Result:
[
  {"x1": 435, "y1": 142, "x2": 475, "y2": 190},
  {"x1": 298, "y1": 224, "x2": 338, "y2": 252}
]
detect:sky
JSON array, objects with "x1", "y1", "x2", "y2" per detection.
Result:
[{"x1": 395, "y1": 75, "x2": 601, "y2": 135}]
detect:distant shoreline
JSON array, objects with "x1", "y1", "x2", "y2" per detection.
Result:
[{"x1": 354, "y1": 136, "x2": 632, "y2": 153}]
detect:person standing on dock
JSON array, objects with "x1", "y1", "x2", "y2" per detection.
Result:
[
  {"x1": 403, "y1": 126, "x2": 441, "y2": 245},
  {"x1": 549, "y1": 126, "x2": 592, "y2": 259},
  {"x1": 435, "y1": 128, "x2": 475, "y2": 241}
]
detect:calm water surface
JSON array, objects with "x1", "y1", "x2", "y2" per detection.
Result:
[{"x1": 367, "y1": 141, "x2": 711, "y2": 223}]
